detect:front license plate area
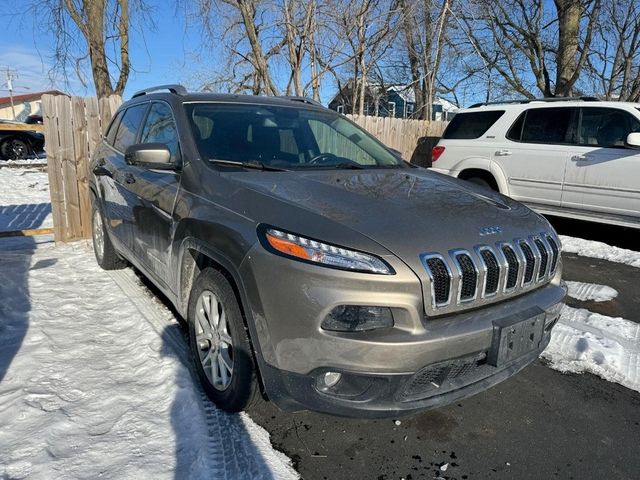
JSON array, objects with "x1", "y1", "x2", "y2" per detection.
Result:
[{"x1": 488, "y1": 308, "x2": 546, "y2": 367}]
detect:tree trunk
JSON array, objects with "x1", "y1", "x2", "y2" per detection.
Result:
[
  {"x1": 63, "y1": 0, "x2": 130, "y2": 99},
  {"x1": 554, "y1": 0, "x2": 581, "y2": 96}
]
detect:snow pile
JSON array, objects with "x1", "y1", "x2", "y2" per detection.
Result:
[
  {"x1": 0, "y1": 168, "x2": 52, "y2": 231},
  {"x1": 543, "y1": 306, "x2": 640, "y2": 393},
  {"x1": 560, "y1": 235, "x2": 640, "y2": 269},
  {"x1": 565, "y1": 281, "x2": 618, "y2": 303},
  {"x1": 0, "y1": 241, "x2": 297, "y2": 479}
]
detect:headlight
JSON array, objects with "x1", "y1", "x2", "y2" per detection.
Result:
[{"x1": 260, "y1": 227, "x2": 394, "y2": 274}]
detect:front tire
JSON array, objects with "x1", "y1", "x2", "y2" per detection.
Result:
[
  {"x1": 188, "y1": 268, "x2": 258, "y2": 412},
  {"x1": 91, "y1": 200, "x2": 126, "y2": 270}
]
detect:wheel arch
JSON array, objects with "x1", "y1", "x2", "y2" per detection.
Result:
[
  {"x1": 177, "y1": 238, "x2": 269, "y2": 394},
  {"x1": 458, "y1": 163, "x2": 509, "y2": 194}
]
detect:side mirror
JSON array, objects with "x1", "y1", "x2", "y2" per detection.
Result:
[
  {"x1": 625, "y1": 132, "x2": 640, "y2": 149},
  {"x1": 125, "y1": 143, "x2": 173, "y2": 169}
]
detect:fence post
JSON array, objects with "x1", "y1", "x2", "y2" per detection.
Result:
[
  {"x1": 42, "y1": 95, "x2": 66, "y2": 242},
  {"x1": 42, "y1": 94, "x2": 122, "y2": 242}
]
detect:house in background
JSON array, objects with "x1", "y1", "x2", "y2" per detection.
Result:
[
  {"x1": 0, "y1": 90, "x2": 66, "y2": 122},
  {"x1": 328, "y1": 82, "x2": 458, "y2": 121}
]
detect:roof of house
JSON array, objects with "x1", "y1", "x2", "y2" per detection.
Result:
[{"x1": 0, "y1": 90, "x2": 66, "y2": 109}]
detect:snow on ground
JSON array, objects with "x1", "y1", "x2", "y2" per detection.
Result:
[
  {"x1": 0, "y1": 240, "x2": 297, "y2": 480},
  {"x1": 543, "y1": 305, "x2": 640, "y2": 393},
  {"x1": 0, "y1": 167, "x2": 52, "y2": 231},
  {"x1": 560, "y1": 235, "x2": 640, "y2": 268},
  {"x1": 565, "y1": 281, "x2": 619, "y2": 303},
  {"x1": 0, "y1": 155, "x2": 47, "y2": 167}
]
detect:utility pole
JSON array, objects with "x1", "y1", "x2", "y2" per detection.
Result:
[{"x1": 3, "y1": 67, "x2": 19, "y2": 120}]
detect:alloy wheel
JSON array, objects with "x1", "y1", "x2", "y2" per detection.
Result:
[{"x1": 195, "y1": 290, "x2": 234, "y2": 391}]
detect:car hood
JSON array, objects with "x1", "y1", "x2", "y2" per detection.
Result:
[{"x1": 231, "y1": 168, "x2": 551, "y2": 263}]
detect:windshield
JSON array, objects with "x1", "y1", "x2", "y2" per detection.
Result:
[{"x1": 185, "y1": 102, "x2": 404, "y2": 169}]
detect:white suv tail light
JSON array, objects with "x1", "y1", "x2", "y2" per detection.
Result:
[{"x1": 432, "y1": 146, "x2": 445, "y2": 162}]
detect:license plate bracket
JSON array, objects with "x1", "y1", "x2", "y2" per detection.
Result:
[{"x1": 487, "y1": 307, "x2": 546, "y2": 367}]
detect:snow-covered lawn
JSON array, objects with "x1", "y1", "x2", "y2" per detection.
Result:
[
  {"x1": 0, "y1": 241, "x2": 297, "y2": 479},
  {"x1": 0, "y1": 167, "x2": 52, "y2": 231}
]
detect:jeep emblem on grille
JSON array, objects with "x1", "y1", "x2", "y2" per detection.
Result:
[{"x1": 479, "y1": 226, "x2": 502, "y2": 236}]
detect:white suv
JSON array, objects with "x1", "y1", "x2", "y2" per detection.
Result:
[{"x1": 430, "y1": 98, "x2": 640, "y2": 229}]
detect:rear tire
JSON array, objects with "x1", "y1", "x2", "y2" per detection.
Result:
[
  {"x1": 188, "y1": 268, "x2": 259, "y2": 412},
  {"x1": 91, "y1": 199, "x2": 126, "y2": 270}
]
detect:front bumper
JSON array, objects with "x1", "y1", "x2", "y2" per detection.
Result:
[
  {"x1": 240, "y1": 242, "x2": 566, "y2": 416},
  {"x1": 261, "y1": 334, "x2": 551, "y2": 418}
]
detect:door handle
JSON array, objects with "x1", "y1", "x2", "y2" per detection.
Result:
[
  {"x1": 123, "y1": 173, "x2": 136, "y2": 184},
  {"x1": 495, "y1": 149, "x2": 512, "y2": 156},
  {"x1": 571, "y1": 154, "x2": 588, "y2": 161}
]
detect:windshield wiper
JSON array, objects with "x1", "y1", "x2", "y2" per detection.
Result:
[
  {"x1": 332, "y1": 162, "x2": 366, "y2": 169},
  {"x1": 209, "y1": 159, "x2": 288, "y2": 171}
]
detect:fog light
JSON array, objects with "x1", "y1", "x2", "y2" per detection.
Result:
[
  {"x1": 321, "y1": 305, "x2": 394, "y2": 332},
  {"x1": 322, "y1": 371, "x2": 342, "y2": 388}
]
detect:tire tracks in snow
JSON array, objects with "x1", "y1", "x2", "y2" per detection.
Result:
[{"x1": 108, "y1": 268, "x2": 297, "y2": 480}]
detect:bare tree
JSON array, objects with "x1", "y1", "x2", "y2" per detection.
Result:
[
  {"x1": 397, "y1": 0, "x2": 452, "y2": 119},
  {"x1": 27, "y1": 0, "x2": 137, "y2": 98},
  {"x1": 461, "y1": 0, "x2": 600, "y2": 98},
  {"x1": 583, "y1": 0, "x2": 640, "y2": 100},
  {"x1": 326, "y1": 0, "x2": 398, "y2": 114}
]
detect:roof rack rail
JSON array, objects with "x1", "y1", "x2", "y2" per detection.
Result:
[
  {"x1": 132, "y1": 84, "x2": 187, "y2": 98},
  {"x1": 469, "y1": 96, "x2": 599, "y2": 108},
  {"x1": 281, "y1": 96, "x2": 324, "y2": 108}
]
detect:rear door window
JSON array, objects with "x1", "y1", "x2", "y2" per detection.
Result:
[
  {"x1": 442, "y1": 110, "x2": 505, "y2": 139},
  {"x1": 579, "y1": 107, "x2": 640, "y2": 148},
  {"x1": 511, "y1": 107, "x2": 577, "y2": 144},
  {"x1": 113, "y1": 104, "x2": 149, "y2": 152}
]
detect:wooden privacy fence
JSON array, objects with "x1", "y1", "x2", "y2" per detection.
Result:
[
  {"x1": 347, "y1": 115, "x2": 448, "y2": 160},
  {"x1": 42, "y1": 94, "x2": 122, "y2": 242}
]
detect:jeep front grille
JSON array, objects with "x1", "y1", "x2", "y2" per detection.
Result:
[
  {"x1": 479, "y1": 248, "x2": 500, "y2": 295},
  {"x1": 454, "y1": 252, "x2": 478, "y2": 302},
  {"x1": 424, "y1": 256, "x2": 451, "y2": 306},
  {"x1": 501, "y1": 244, "x2": 519, "y2": 290},
  {"x1": 421, "y1": 232, "x2": 559, "y2": 312},
  {"x1": 519, "y1": 240, "x2": 535, "y2": 284},
  {"x1": 546, "y1": 234, "x2": 559, "y2": 272}
]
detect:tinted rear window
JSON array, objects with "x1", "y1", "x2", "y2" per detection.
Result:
[
  {"x1": 442, "y1": 110, "x2": 505, "y2": 139},
  {"x1": 513, "y1": 107, "x2": 576, "y2": 144}
]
